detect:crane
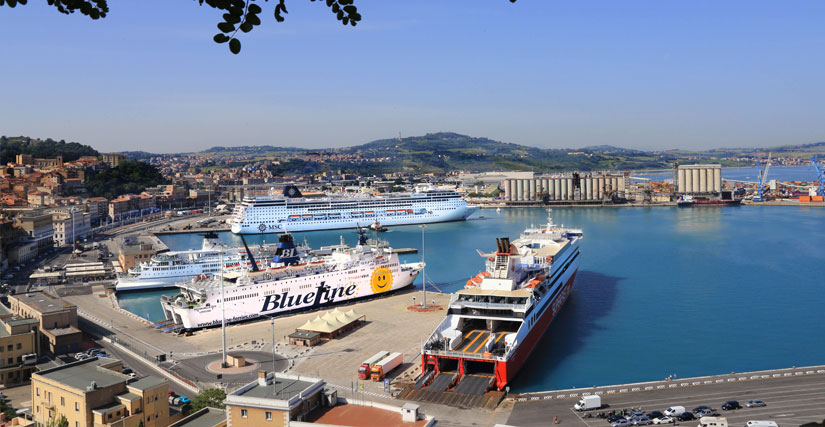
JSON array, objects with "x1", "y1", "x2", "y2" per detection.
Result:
[
  {"x1": 754, "y1": 151, "x2": 771, "y2": 202},
  {"x1": 812, "y1": 156, "x2": 824, "y2": 196}
]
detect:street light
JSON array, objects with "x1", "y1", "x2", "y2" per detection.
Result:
[{"x1": 418, "y1": 224, "x2": 426, "y2": 309}]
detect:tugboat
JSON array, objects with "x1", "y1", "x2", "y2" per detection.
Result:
[{"x1": 369, "y1": 220, "x2": 388, "y2": 232}]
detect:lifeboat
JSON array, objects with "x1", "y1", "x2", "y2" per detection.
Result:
[
  {"x1": 466, "y1": 271, "x2": 490, "y2": 287},
  {"x1": 526, "y1": 279, "x2": 541, "y2": 289}
]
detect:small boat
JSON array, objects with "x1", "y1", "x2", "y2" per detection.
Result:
[
  {"x1": 369, "y1": 220, "x2": 388, "y2": 232},
  {"x1": 496, "y1": 207, "x2": 501, "y2": 213}
]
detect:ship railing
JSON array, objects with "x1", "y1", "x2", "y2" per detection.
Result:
[
  {"x1": 450, "y1": 301, "x2": 528, "y2": 312},
  {"x1": 423, "y1": 348, "x2": 506, "y2": 362}
]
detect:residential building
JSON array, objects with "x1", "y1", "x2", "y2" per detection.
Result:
[
  {"x1": 225, "y1": 371, "x2": 326, "y2": 426},
  {"x1": 108, "y1": 194, "x2": 156, "y2": 220},
  {"x1": 117, "y1": 237, "x2": 158, "y2": 271},
  {"x1": 33, "y1": 156, "x2": 63, "y2": 169},
  {"x1": 224, "y1": 371, "x2": 431, "y2": 427},
  {"x1": 85, "y1": 197, "x2": 108, "y2": 224},
  {"x1": 16, "y1": 211, "x2": 54, "y2": 253},
  {"x1": 0, "y1": 304, "x2": 39, "y2": 387},
  {"x1": 26, "y1": 192, "x2": 47, "y2": 208},
  {"x1": 102, "y1": 153, "x2": 125, "y2": 168},
  {"x1": 31, "y1": 357, "x2": 178, "y2": 427},
  {"x1": 15, "y1": 154, "x2": 33, "y2": 166},
  {"x1": 7, "y1": 291, "x2": 83, "y2": 355},
  {"x1": 170, "y1": 408, "x2": 226, "y2": 427},
  {"x1": 52, "y1": 210, "x2": 91, "y2": 247}
]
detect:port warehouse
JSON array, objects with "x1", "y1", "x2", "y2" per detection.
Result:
[
  {"x1": 503, "y1": 174, "x2": 629, "y2": 202},
  {"x1": 502, "y1": 165, "x2": 725, "y2": 203}
]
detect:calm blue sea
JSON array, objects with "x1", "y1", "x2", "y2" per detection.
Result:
[{"x1": 117, "y1": 198, "x2": 825, "y2": 392}]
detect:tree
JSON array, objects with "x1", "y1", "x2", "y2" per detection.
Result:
[
  {"x1": 1, "y1": 0, "x2": 515, "y2": 54},
  {"x1": 190, "y1": 388, "x2": 227, "y2": 412},
  {"x1": 85, "y1": 159, "x2": 169, "y2": 199}
]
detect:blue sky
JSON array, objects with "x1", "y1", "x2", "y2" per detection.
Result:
[{"x1": 1, "y1": 0, "x2": 824, "y2": 153}]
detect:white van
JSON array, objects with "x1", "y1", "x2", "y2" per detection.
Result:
[
  {"x1": 698, "y1": 416, "x2": 727, "y2": 427},
  {"x1": 664, "y1": 406, "x2": 686, "y2": 417},
  {"x1": 745, "y1": 422, "x2": 778, "y2": 427}
]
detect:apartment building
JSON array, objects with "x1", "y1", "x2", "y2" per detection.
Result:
[
  {"x1": 7, "y1": 292, "x2": 83, "y2": 355},
  {"x1": 31, "y1": 357, "x2": 177, "y2": 427}
]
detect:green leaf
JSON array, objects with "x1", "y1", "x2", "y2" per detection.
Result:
[
  {"x1": 213, "y1": 33, "x2": 230, "y2": 43},
  {"x1": 248, "y1": 3, "x2": 261, "y2": 14},
  {"x1": 217, "y1": 21, "x2": 235, "y2": 32},
  {"x1": 229, "y1": 38, "x2": 241, "y2": 54}
]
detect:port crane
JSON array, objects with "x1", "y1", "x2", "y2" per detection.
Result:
[
  {"x1": 811, "y1": 156, "x2": 824, "y2": 196},
  {"x1": 754, "y1": 151, "x2": 771, "y2": 201}
]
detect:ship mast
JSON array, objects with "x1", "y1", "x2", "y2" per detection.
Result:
[{"x1": 220, "y1": 249, "x2": 227, "y2": 368}]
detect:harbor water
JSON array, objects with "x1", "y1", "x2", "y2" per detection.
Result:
[{"x1": 118, "y1": 204, "x2": 825, "y2": 392}]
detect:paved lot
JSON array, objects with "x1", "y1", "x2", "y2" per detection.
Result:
[{"x1": 507, "y1": 372, "x2": 825, "y2": 427}]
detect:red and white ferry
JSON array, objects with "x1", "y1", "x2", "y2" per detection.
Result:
[{"x1": 420, "y1": 211, "x2": 581, "y2": 391}]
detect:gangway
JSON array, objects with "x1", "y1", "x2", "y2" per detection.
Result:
[{"x1": 428, "y1": 372, "x2": 458, "y2": 392}]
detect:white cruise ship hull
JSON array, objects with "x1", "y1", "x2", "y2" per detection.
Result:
[
  {"x1": 162, "y1": 262, "x2": 422, "y2": 329},
  {"x1": 116, "y1": 276, "x2": 182, "y2": 292},
  {"x1": 229, "y1": 189, "x2": 477, "y2": 234}
]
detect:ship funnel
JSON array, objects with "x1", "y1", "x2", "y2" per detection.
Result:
[{"x1": 273, "y1": 233, "x2": 300, "y2": 265}]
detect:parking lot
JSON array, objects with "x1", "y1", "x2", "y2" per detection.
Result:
[{"x1": 508, "y1": 372, "x2": 825, "y2": 427}]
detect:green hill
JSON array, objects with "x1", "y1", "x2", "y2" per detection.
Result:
[{"x1": 0, "y1": 136, "x2": 99, "y2": 164}]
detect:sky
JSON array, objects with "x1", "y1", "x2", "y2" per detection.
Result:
[{"x1": 1, "y1": 0, "x2": 824, "y2": 153}]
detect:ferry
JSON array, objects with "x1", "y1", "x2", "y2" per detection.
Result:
[
  {"x1": 229, "y1": 184, "x2": 477, "y2": 234},
  {"x1": 114, "y1": 232, "x2": 284, "y2": 292},
  {"x1": 161, "y1": 231, "x2": 423, "y2": 329},
  {"x1": 419, "y1": 211, "x2": 581, "y2": 391}
]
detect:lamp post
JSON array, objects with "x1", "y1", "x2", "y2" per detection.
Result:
[{"x1": 419, "y1": 224, "x2": 426, "y2": 309}]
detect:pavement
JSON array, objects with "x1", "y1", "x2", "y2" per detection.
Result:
[{"x1": 507, "y1": 370, "x2": 825, "y2": 427}]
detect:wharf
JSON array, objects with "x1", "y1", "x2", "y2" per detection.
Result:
[
  {"x1": 508, "y1": 365, "x2": 825, "y2": 427},
  {"x1": 152, "y1": 226, "x2": 231, "y2": 235}
]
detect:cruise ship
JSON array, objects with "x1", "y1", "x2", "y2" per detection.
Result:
[
  {"x1": 418, "y1": 212, "x2": 581, "y2": 391},
  {"x1": 229, "y1": 185, "x2": 477, "y2": 234},
  {"x1": 115, "y1": 233, "x2": 285, "y2": 292},
  {"x1": 161, "y1": 232, "x2": 423, "y2": 329}
]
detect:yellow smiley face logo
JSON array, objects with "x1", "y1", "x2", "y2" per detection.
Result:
[{"x1": 370, "y1": 266, "x2": 393, "y2": 294}]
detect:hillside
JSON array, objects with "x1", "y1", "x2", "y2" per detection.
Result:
[
  {"x1": 0, "y1": 136, "x2": 99, "y2": 164},
  {"x1": 335, "y1": 132, "x2": 678, "y2": 172}
]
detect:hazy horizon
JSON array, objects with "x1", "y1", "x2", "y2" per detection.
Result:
[{"x1": 2, "y1": 1, "x2": 824, "y2": 153}]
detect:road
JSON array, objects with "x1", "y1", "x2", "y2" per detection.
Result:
[{"x1": 507, "y1": 373, "x2": 825, "y2": 427}]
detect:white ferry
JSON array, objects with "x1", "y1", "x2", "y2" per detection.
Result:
[
  {"x1": 115, "y1": 232, "x2": 284, "y2": 292},
  {"x1": 418, "y1": 211, "x2": 581, "y2": 391},
  {"x1": 161, "y1": 232, "x2": 423, "y2": 329},
  {"x1": 229, "y1": 184, "x2": 477, "y2": 234}
]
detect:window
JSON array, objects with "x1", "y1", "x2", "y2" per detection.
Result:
[
  {"x1": 36, "y1": 388, "x2": 40, "y2": 397},
  {"x1": 241, "y1": 409, "x2": 248, "y2": 418},
  {"x1": 266, "y1": 411, "x2": 272, "y2": 420},
  {"x1": 75, "y1": 402, "x2": 79, "y2": 411},
  {"x1": 16, "y1": 343, "x2": 21, "y2": 349},
  {"x1": 61, "y1": 397, "x2": 65, "y2": 406}
]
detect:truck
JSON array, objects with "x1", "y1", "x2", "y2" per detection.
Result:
[
  {"x1": 574, "y1": 395, "x2": 602, "y2": 411},
  {"x1": 358, "y1": 351, "x2": 389, "y2": 380},
  {"x1": 370, "y1": 352, "x2": 403, "y2": 382}
]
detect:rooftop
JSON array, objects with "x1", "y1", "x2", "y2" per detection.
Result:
[
  {"x1": 127, "y1": 376, "x2": 167, "y2": 391},
  {"x1": 228, "y1": 372, "x2": 323, "y2": 407},
  {"x1": 35, "y1": 357, "x2": 125, "y2": 391},
  {"x1": 91, "y1": 401, "x2": 125, "y2": 415},
  {"x1": 169, "y1": 407, "x2": 226, "y2": 427},
  {"x1": 11, "y1": 291, "x2": 75, "y2": 314},
  {"x1": 305, "y1": 402, "x2": 428, "y2": 427}
]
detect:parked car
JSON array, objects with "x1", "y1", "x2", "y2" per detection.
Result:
[
  {"x1": 608, "y1": 415, "x2": 625, "y2": 423},
  {"x1": 611, "y1": 419, "x2": 630, "y2": 427},
  {"x1": 74, "y1": 353, "x2": 90, "y2": 360},
  {"x1": 692, "y1": 406, "x2": 712, "y2": 414},
  {"x1": 664, "y1": 407, "x2": 686, "y2": 417},
  {"x1": 745, "y1": 400, "x2": 766, "y2": 408},
  {"x1": 625, "y1": 411, "x2": 645, "y2": 421},
  {"x1": 177, "y1": 396, "x2": 191, "y2": 405},
  {"x1": 721, "y1": 401, "x2": 741, "y2": 410},
  {"x1": 647, "y1": 411, "x2": 664, "y2": 420},
  {"x1": 128, "y1": 373, "x2": 137, "y2": 379},
  {"x1": 677, "y1": 412, "x2": 696, "y2": 421},
  {"x1": 122, "y1": 368, "x2": 133, "y2": 375},
  {"x1": 632, "y1": 416, "x2": 652, "y2": 426},
  {"x1": 652, "y1": 416, "x2": 674, "y2": 425},
  {"x1": 696, "y1": 409, "x2": 720, "y2": 418}
]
